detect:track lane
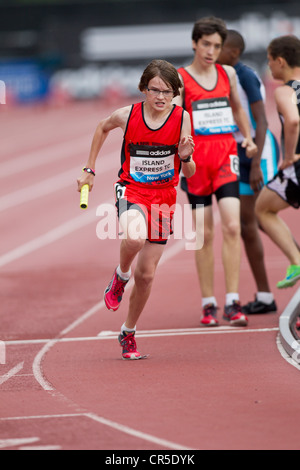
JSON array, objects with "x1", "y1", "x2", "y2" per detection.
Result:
[{"x1": 1, "y1": 99, "x2": 300, "y2": 450}]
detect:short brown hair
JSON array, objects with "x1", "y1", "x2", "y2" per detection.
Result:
[
  {"x1": 192, "y1": 16, "x2": 227, "y2": 45},
  {"x1": 138, "y1": 59, "x2": 182, "y2": 97},
  {"x1": 268, "y1": 35, "x2": 300, "y2": 67}
]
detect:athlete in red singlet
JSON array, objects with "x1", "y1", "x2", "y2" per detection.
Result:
[
  {"x1": 116, "y1": 100, "x2": 185, "y2": 242},
  {"x1": 174, "y1": 17, "x2": 257, "y2": 327},
  {"x1": 178, "y1": 64, "x2": 239, "y2": 197},
  {"x1": 77, "y1": 59, "x2": 195, "y2": 360}
]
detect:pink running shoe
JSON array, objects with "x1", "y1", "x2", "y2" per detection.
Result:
[
  {"x1": 223, "y1": 300, "x2": 248, "y2": 326},
  {"x1": 104, "y1": 269, "x2": 129, "y2": 311},
  {"x1": 118, "y1": 332, "x2": 143, "y2": 360},
  {"x1": 201, "y1": 303, "x2": 219, "y2": 326}
]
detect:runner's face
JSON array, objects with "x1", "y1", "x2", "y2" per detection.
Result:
[
  {"x1": 218, "y1": 42, "x2": 234, "y2": 66},
  {"x1": 144, "y1": 76, "x2": 174, "y2": 111},
  {"x1": 193, "y1": 33, "x2": 223, "y2": 67}
]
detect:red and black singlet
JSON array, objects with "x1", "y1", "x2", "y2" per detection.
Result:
[
  {"x1": 178, "y1": 64, "x2": 237, "y2": 142},
  {"x1": 118, "y1": 102, "x2": 184, "y2": 188},
  {"x1": 178, "y1": 64, "x2": 239, "y2": 197}
]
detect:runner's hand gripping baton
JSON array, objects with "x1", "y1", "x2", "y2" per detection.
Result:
[{"x1": 80, "y1": 184, "x2": 89, "y2": 209}]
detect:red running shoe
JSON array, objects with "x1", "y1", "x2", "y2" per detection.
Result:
[
  {"x1": 104, "y1": 269, "x2": 129, "y2": 311},
  {"x1": 223, "y1": 300, "x2": 248, "y2": 326},
  {"x1": 118, "y1": 332, "x2": 144, "y2": 360},
  {"x1": 201, "y1": 303, "x2": 219, "y2": 326}
]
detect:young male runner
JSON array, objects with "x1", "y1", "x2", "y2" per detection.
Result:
[
  {"x1": 77, "y1": 59, "x2": 195, "y2": 359},
  {"x1": 256, "y1": 35, "x2": 300, "y2": 289},
  {"x1": 174, "y1": 17, "x2": 257, "y2": 327},
  {"x1": 218, "y1": 30, "x2": 279, "y2": 314}
]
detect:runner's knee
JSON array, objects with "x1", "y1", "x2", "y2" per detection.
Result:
[
  {"x1": 126, "y1": 238, "x2": 146, "y2": 254},
  {"x1": 222, "y1": 219, "x2": 241, "y2": 239},
  {"x1": 134, "y1": 266, "x2": 155, "y2": 289}
]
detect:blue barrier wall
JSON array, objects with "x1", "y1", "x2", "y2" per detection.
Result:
[{"x1": 0, "y1": 60, "x2": 49, "y2": 103}]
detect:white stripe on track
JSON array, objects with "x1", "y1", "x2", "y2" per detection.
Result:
[
  {"x1": 0, "y1": 193, "x2": 116, "y2": 268},
  {"x1": 0, "y1": 208, "x2": 99, "y2": 268},
  {"x1": 0, "y1": 150, "x2": 118, "y2": 213},
  {"x1": 0, "y1": 134, "x2": 91, "y2": 178},
  {"x1": 3, "y1": 327, "x2": 279, "y2": 346},
  {"x1": 0, "y1": 362, "x2": 24, "y2": 385},
  {"x1": 0, "y1": 412, "x2": 192, "y2": 450},
  {"x1": 85, "y1": 412, "x2": 192, "y2": 451}
]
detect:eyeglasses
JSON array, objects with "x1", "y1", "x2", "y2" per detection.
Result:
[{"x1": 146, "y1": 88, "x2": 174, "y2": 98}]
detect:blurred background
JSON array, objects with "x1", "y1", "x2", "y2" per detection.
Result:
[{"x1": 0, "y1": 0, "x2": 300, "y2": 105}]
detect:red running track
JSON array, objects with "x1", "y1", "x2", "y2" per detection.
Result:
[{"x1": 0, "y1": 99, "x2": 300, "y2": 451}]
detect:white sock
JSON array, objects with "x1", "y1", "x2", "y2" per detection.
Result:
[
  {"x1": 225, "y1": 293, "x2": 239, "y2": 306},
  {"x1": 257, "y1": 292, "x2": 274, "y2": 304},
  {"x1": 117, "y1": 265, "x2": 131, "y2": 280},
  {"x1": 121, "y1": 323, "x2": 136, "y2": 334},
  {"x1": 202, "y1": 297, "x2": 217, "y2": 308}
]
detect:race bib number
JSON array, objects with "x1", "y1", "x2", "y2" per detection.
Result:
[
  {"x1": 129, "y1": 144, "x2": 176, "y2": 184},
  {"x1": 114, "y1": 182, "x2": 126, "y2": 201},
  {"x1": 192, "y1": 97, "x2": 238, "y2": 135},
  {"x1": 230, "y1": 155, "x2": 240, "y2": 176}
]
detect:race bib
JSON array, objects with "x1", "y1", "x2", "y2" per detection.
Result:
[
  {"x1": 192, "y1": 97, "x2": 238, "y2": 135},
  {"x1": 230, "y1": 155, "x2": 240, "y2": 176},
  {"x1": 129, "y1": 144, "x2": 176, "y2": 184}
]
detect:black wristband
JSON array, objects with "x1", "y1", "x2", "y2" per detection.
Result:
[
  {"x1": 179, "y1": 155, "x2": 192, "y2": 163},
  {"x1": 83, "y1": 167, "x2": 96, "y2": 176}
]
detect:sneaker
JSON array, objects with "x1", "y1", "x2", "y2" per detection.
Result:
[
  {"x1": 201, "y1": 303, "x2": 219, "y2": 326},
  {"x1": 242, "y1": 296, "x2": 277, "y2": 314},
  {"x1": 118, "y1": 331, "x2": 143, "y2": 360},
  {"x1": 277, "y1": 265, "x2": 300, "y2": 289},
  {"x1": 104, "y1": 269, "x2": 129, "y2": 311},
  {"x1": 223, "y1": 300, "x2": 248, "y2": 326}
]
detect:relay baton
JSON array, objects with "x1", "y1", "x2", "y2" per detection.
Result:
[{"x1": 80, "y1": 184, "x2": 89, "y2": 209}]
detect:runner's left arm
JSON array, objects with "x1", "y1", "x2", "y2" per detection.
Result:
[
  {"x1": 178, "y1": 110, "x2": 196, "y2": 178},
  {"x1": 225, "y1": 65, "x2": 258, "y2": 159}
]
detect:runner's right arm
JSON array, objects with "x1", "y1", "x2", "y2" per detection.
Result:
[
  {"x1": 225, "y1": 65, "x2": 258, "y2": 159},
  {"x1": 77, "y1": 106, "x2": 131, "y2": 191}
]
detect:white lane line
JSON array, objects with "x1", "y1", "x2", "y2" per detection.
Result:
[
  {"x1": 0, "y1": 168, "x2": 79, "y2": 213},
  {"x1": 97, "y1": 326, "x2": 279, "y2": 338},
  {"x1": 0, "y1": 150, "x2": 117, "y2": 213},
  {"x1": 0, "y1": 134, "x2": 91, "y2": 178},
  {"x1": 0, "y1": 437, "x2": 39, "y2": 449},
  {"x1": 0, "y1": 413, "x2": 191, "y2": 451},
  {"x1": 0, "y1": 199, "x2": 112, "y2": 268},
  {"x1": 85, "y1": 412, "x2": 192, "y2": 451},
  {"x1": 19, "y1": 445, "x2": 62, "y2": 450},
  {"x1": 32, "y1": 340, "x2": 60, "y2": 391},
  {"x1": 0, "y1": 413, "x2": 85, "y2": 421},
  {"x1": 0, "y1": 362, "x2": 24, "y2": 386},
  {"x1": 3, "y1": 327, "x2": 279, "y2": 346},
  {"x1": 0, "y1": 210, "x2": 95, "y2": 267}
]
